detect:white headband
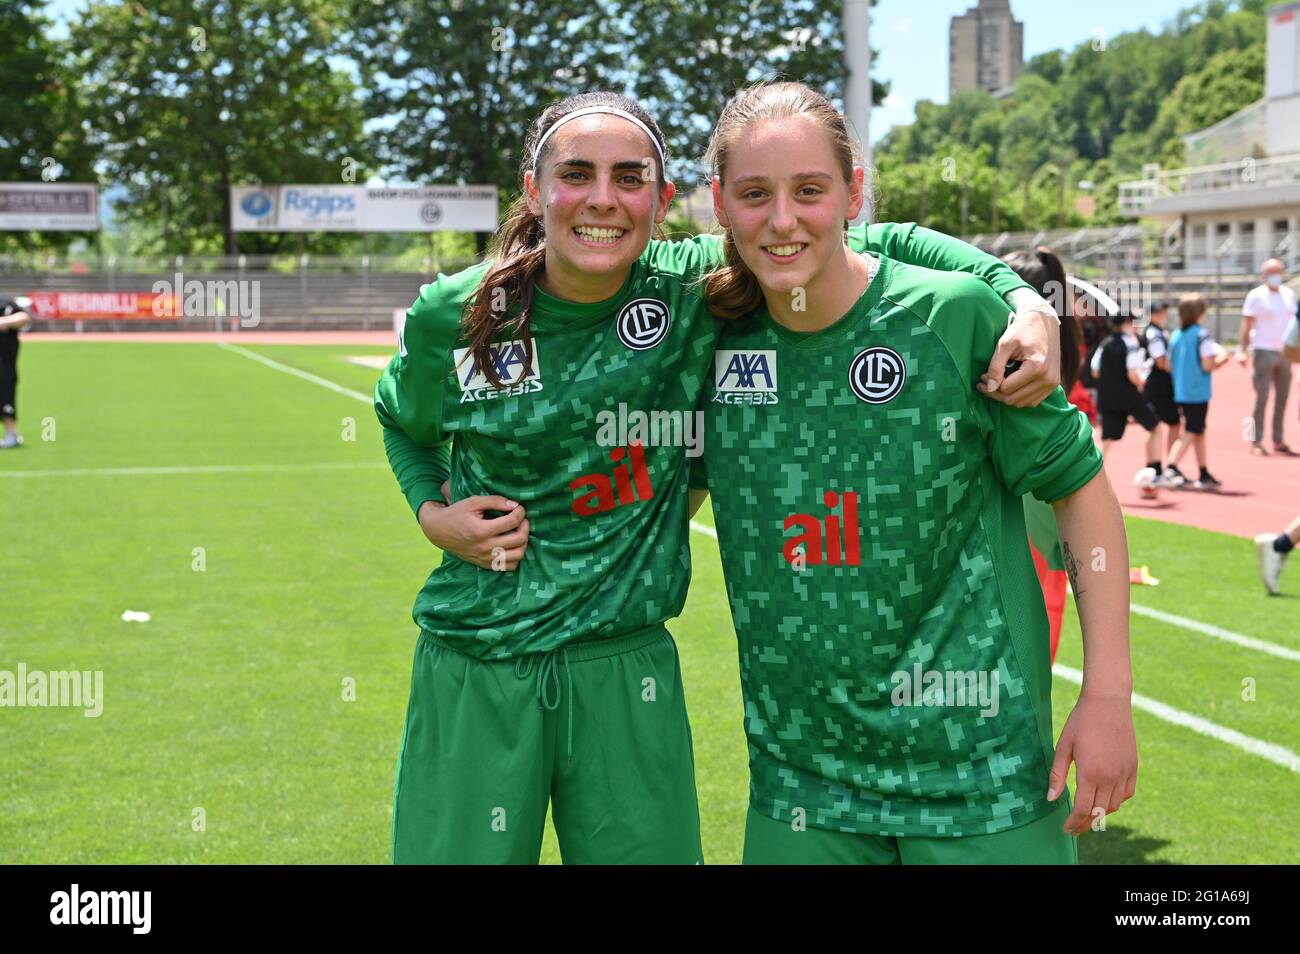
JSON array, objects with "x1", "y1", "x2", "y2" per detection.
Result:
[{"x1": 532, "y1": 105, "x2": 666, "y2": 176}]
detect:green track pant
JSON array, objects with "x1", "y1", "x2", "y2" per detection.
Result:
[{"x1": 392, "y1": 624, "x2": 703, "y2": 864}]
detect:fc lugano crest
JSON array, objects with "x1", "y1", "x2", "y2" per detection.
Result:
[
  {"x1": 848, "y1": 346, "x2": 906, "y2": 404},
  {"x1": 616, "y1": 298, "x2": 671, "y2": 350}
]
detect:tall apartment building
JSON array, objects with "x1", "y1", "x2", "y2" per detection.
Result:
[{"x1": 949, "y1": 0, "x2": 1024, "y2": 97}]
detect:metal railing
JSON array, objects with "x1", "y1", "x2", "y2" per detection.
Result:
[
  {"x1": 961, "y1": 224, "x2": 1299, "y2": 342},
  {"x1": 1118, "y1": 152, "x2": 1300, "y2": 216},
  {"x1": 963, "y1": 225, "x2": 1152, "y2": 280}
]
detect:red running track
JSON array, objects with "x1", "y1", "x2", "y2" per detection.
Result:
[{"x1": 1100, "y1": 361, "x2": 1299, "y2": 540}]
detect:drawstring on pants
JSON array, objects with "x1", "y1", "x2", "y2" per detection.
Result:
[{"x1": 514, "y1": 648, "x2": 574, "y2": 764}]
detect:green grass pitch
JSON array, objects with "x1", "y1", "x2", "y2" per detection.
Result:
[{"x1": 1, "y1": 340, "x2": 1295, "y2": 863}]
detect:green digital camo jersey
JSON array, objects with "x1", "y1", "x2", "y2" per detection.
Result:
[
  {"x1": 691, "y1": 255, "x2": 1103, "y2": 838},
  {"x1": 375, "y1": 236, "x2": 717, "y2": 660},
  {"x1": 374, "y1": 225, "x2": 1032, "y2": 660}
]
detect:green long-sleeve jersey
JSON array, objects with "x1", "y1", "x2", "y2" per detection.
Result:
[
  {"x1": 375, "y1": 224, "x2": 1032, "y2": 660},
  {"x1": 690, "y1": 256, "x2": 1103, "y2": 837}
]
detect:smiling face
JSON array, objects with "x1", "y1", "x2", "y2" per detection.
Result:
[
  {"x1": 523, "y1": 114, "x2": 674, "y2": 298},
  {"x1": 712, "y1": 116, "x2": 864, "y2": 300}
]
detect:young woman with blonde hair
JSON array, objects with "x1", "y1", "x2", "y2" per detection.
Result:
[{"x1": 689, "y1": 82, "x2": 1137, "y2": 864}]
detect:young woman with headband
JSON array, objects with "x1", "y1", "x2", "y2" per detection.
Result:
[{"x1": 376, "y1": 90, "x2": 1067, "y2": 864}]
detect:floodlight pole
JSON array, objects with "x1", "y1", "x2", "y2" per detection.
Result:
[{"x1": 843, "y1": 0, "x2": 873, "y2": 223}]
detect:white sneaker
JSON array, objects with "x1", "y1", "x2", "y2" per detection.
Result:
[
  {"x1": 1134, "y1": 467, "x2": 1158, "y2": 498},
  {"x1": 1254, "y1": 533, "x2": 1287, "y2": 596},
  {"x1": 0, "y1": 432, "x2": 22, "y2": 449}
]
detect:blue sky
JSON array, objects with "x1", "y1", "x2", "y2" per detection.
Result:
[
  {"x1": 868, "y1": 0, "x2": 1203, "y2": 142},
  {"x1": 43, "y1": 0, "x2": 1203, "y2": 147}
]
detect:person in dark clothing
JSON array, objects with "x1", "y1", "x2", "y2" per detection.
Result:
[
  {"x1": 1140, "y1": 302, "x2": 1181, "y2": 486},
  {"x1": 1090, "y1": 311, "x2": 1161, "y2": 491},
  {"x1": 0, "y1": 294, "x2": 31, "y2": 449}
]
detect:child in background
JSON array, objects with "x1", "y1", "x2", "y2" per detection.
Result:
[
  {"x1": 1167, "y1": 294, "x2": 1231, "y2": 490},
  {"x1": 1141, "y1": 301, "x2": 1182, "y2": 486},
  {"x1": 1090, "y1": 312, "x2": 1162, "y2": 494}
]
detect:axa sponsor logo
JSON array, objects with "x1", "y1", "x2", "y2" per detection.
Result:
[
  {"x1": 714, "y1": 349, "x2": 778, "y2": 405},
  {"x1": 569, "y1": 443, "x2": 653, "y2": 516},
  {"x1": 452, "y1": 339, "x2": 543, "y2": 403},
  {"x1": 783, "y1": 490, "x2": 861, "y2": 567}
]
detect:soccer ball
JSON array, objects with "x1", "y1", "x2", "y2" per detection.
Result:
[{"x1": 1134, "y1": 466, "x2": 1159, "y2": 499}]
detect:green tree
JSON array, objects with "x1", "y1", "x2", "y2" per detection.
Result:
[
  {"x1": 1150, "y1": 45, "x2": 1266, "y2": 147},
  {"x1": 998, "y1": 75, "x2": 1064, "y2": 231},
  {"x1": 71, "y1": 0, "x2": 372, "y2": 255},
  {"x1": 346, "y1": 0, "x2": 626, "y2": 256},
  {"x1": 0, "y1": 0, "x2": 97, "y2": 253},
  {"x1": 619, "y1": 0, "x2": 887, "y2": 185},
  {"x1": 874, "y1": 0, "x2": 1271, "y2": 232},
  {"x1": 875, "y1": 142, "x2": 1001, "y2": 235},
  {"x1": 347, "y1": 1, "x2": 886, "y2": 252}
]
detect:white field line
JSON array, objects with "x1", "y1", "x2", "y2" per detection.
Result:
[
  {"x1": 1129, "y1": 603, "x2": 1300, "y2": 664},
  {"x1": 0, "y1": 462, "x2": 386, "y2": 478},
  {"x1": 217, "y1": 341, "x2": 372, "y2": 404},
  {"x1": 686, "y1": 520, "x2": 1299, "y2": 773},
  {"x1": 5, "y1": 345, "x2": 380, "y2": 480},
  {"x1": 1053, "y1": 664, "x2": 1300, "y2": 774}
]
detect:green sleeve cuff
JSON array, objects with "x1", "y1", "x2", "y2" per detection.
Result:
[
  {"x1": 989, "y1": 269, "x2": 1033, "y2": 300},
  {"x1": 1031, "y1": 412, "x2": 1105, "y2": 504},
  {"x1": 381, "y1": 422, "x2": 451, "y2": 519},
  {"x1": 404, "y1": 478, "x2": 446, "y2": 519}
]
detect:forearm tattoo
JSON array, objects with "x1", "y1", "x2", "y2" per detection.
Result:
[{"x1": 1062, "y1": 541, "x2": 1085, "y2": 599}]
